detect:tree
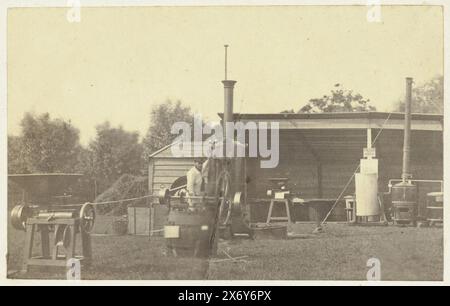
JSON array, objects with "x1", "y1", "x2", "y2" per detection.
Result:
[
  {"x1": 394, "y1": 75, "x2": 443, "y2": 114},
  {"x1": 89, "y1": 122, "x2": 144, "y2": 193},
  {"x1": 142, "y1": 100, "x2": 194, "y2": 160},
  {"x1": 72, "y1": 146, "x2": 97, "y2": 201},
  {"x1": 12, "y1": 112, "x2": 82, "y2": 173},
  {"x1": 8, "y1": 135, "x2": 27, "y2": 174},
  {"x1": 298, "y1": 84, "x2": 376, "y2": 113}
]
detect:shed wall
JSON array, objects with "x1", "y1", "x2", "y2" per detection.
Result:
[{"x1": 149, "y1": 157, "x2": 194, "y2": 203}]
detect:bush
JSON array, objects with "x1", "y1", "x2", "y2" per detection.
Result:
[{"x1": 94, "y1": 174, "x2": 148, "y2": 215}]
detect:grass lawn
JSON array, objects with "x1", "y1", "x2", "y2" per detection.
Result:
[{"x1": 7, "y1": 220, "x2": 443, "y2": 281}]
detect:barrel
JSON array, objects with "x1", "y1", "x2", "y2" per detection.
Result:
[
  {"x1": 112, "y1": 216, "x2": 128, "y2": 235},
  {"x1": 391, "y1": 182, "x2": 417, "y2": 225},
  {"x1": 164, "y1": 206, "x2": 217, "y2": 257},
  {"x1": 426, "y1": 192, "x2": 443, "y2": 224}
]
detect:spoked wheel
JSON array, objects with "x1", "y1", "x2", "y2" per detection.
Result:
[
  {"x1": 215, "y1": 170, "x2": 233, "y2": 226},
  {"x1": 80, "y1": 203, "x2": 96, "y2": 234}
]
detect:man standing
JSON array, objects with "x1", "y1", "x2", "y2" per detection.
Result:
[
  {"x1": 186, "y1": 157, "x2": 211, "y2": 209},
  {"x1": 186, "y1": 158, "x2": 204, "y2": 197}
]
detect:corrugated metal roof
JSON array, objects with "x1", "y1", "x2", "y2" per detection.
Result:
[{"x1": 218, "y1": 111, "x2": 443, "y2": 121}]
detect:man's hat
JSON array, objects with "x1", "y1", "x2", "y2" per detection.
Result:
[{"x1": 194, "y1": 157, "x2": 205, "y2": 163}]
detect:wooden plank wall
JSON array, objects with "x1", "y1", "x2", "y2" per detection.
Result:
[
  {"x1": 246, "y1": 139, "x2": 319, "y2": 200},
  {"x1": 149, "y1": 157, "x2": 194, "y2": 203}
]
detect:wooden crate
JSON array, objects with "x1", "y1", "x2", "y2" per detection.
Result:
[{"x1": 127, "y1": 205, "x2": 169, "y2": 236}]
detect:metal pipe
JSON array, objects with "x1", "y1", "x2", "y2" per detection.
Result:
[
  {"x1": 222, "y1": 80, "x2": 237, "y2": 143},
  {"x1": 402, "y1": 77, "x2": 413, "y2": 181},
  {"x1": 37, "y1": 211, "x2": 75, "y2": 219},
  {"x1": 222, "y1": 45, "x2": 236, "y2": 145},
  {"x1": 224, "y1": 44, "x2": 228, "y2": 80},
  {"x1": 388, "y1": 179, "x2": 443, "y2": 193}
]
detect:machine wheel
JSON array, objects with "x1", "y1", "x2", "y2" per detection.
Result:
[
  {"x1": 232, "y1": 191, "x2": 253, "y2": 236},
  {"x1": 11, "y1": 205, "x2": 31, "y2": 231},
  {"x1": 80, "y1": 203, "x2": 96, "y2": 234},
  {"x1": 55, "y1": 225, "x2": 72, "y2": 248},
  {"x1": 216, "y1": 170, "x2": 233, "y2": 226},
  {"x1": 158, "y1": 188, "x2": 170, "y2": 205}
]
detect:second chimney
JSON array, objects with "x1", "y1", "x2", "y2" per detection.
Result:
[
  {"x1": 402, "y1": 77, "x2": 413, "y2": 182},
  {"x1": 222, "y1": 80, "x2": 237, "y2": 142}
]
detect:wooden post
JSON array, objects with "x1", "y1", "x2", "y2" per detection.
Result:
[
  {"x1": 22, "y1": 223, "x2": 35, "y2": 272},
  {"x1": 40, "y1": 225, "x2": 50, "y2": 259},
  {"x1": 150, "y1": 204, "x2": 155, "y2": 238},
  {"x1": 52, "y1": 225, "x2": 59, "y2": 260},
  {"x1": 67, "y1": 225, "x2": 76, "y2": 261},
  {"x1": 148, "y1": 159, "x2": 154, "y2": 196},
  {"x1": 81, "y1": 231, "x2": 92, "y2": 266},
  {"x1": 133, "y1": 206, "x2": 137, "y2": 235},
  {"x1": 71, "y1": 224, "x2": 77, "y2": 259},
  {"x1": 266, "y1": 200, "x2": 275, "y2": 224},
  {"x1": 147, "y1": 198, "x2": 151, "y2": 239}
]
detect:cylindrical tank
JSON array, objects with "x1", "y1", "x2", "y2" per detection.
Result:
[
  {"x1": 391, "y1": 182, "x2": 417, "y2": 225},
  {"x1": 426, "y1": 192, "x2": 443, "y2": 224},
  {"x1": 355, "y1": 173, "x2": 379, "y2": 216},
  {"x1": 165, "y1": 205, "x2": 217, "y2": 257}
]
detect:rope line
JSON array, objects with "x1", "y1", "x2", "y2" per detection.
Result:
[
  {"x1": 320, "y1": 112, "x2": 393, "y2": 226},
  {"x1": 67, "y1": 194, "x2": 155, "y2": 207}
]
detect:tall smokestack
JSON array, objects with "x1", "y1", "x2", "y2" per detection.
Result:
[
  {"x1": 222, "y1": 80, "x2": 237, "y2": 141},
  {"x1": 222, "y1": 45, "x2": 236, "y2": 143},
  {"x1": 402, "y1": 77, "x2": 413, "y2": 182},
  {"x1": 391, "y1": 77, "x2": 417, "y2": 226}
]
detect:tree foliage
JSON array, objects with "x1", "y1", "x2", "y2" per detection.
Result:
[
  {"x1": 9, "y1": 113, "x2": 82, "y2": 173},
  {"x1": 89, "y1": 122, "x2": 144, "y2": 193},
  {"x1": 8, "y1": 112, "x2": 148, "y2": 201},
  {"x1": 394, "y1": 75, "x2": 443, "y2": 114},
  {"x1": 281, "y1": 109, "x2": 295, "y2": 114},
  {"x1": 298, "y1": 84, "x2": 376, "y2": 113},
  {"x1": 142, "y1": 100, "x2": 194, "y2": 160},
  {"x1": 8, "y1": 135, "x2": 27, "y2": 174}
]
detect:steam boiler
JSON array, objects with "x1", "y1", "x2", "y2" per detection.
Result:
[{"x1": 391, "y1": 78, "x2": 418, "y2": 226}]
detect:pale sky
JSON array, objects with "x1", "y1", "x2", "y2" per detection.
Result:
[{"x1": 7, "y1": 6, "x2": 443, "y2": 144}]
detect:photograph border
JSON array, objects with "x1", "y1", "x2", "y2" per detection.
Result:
[{"x1": 0, "y1": 0, "x2": 448, "y2": 286}]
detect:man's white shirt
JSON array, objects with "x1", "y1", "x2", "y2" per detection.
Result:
[{"x1": 186, "y1": 166, "x2": 203, "y2": 196}]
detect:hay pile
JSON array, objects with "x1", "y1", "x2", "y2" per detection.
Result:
[{"x1": 94, "y1": 174, "x2": 148, "y2": 216}]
